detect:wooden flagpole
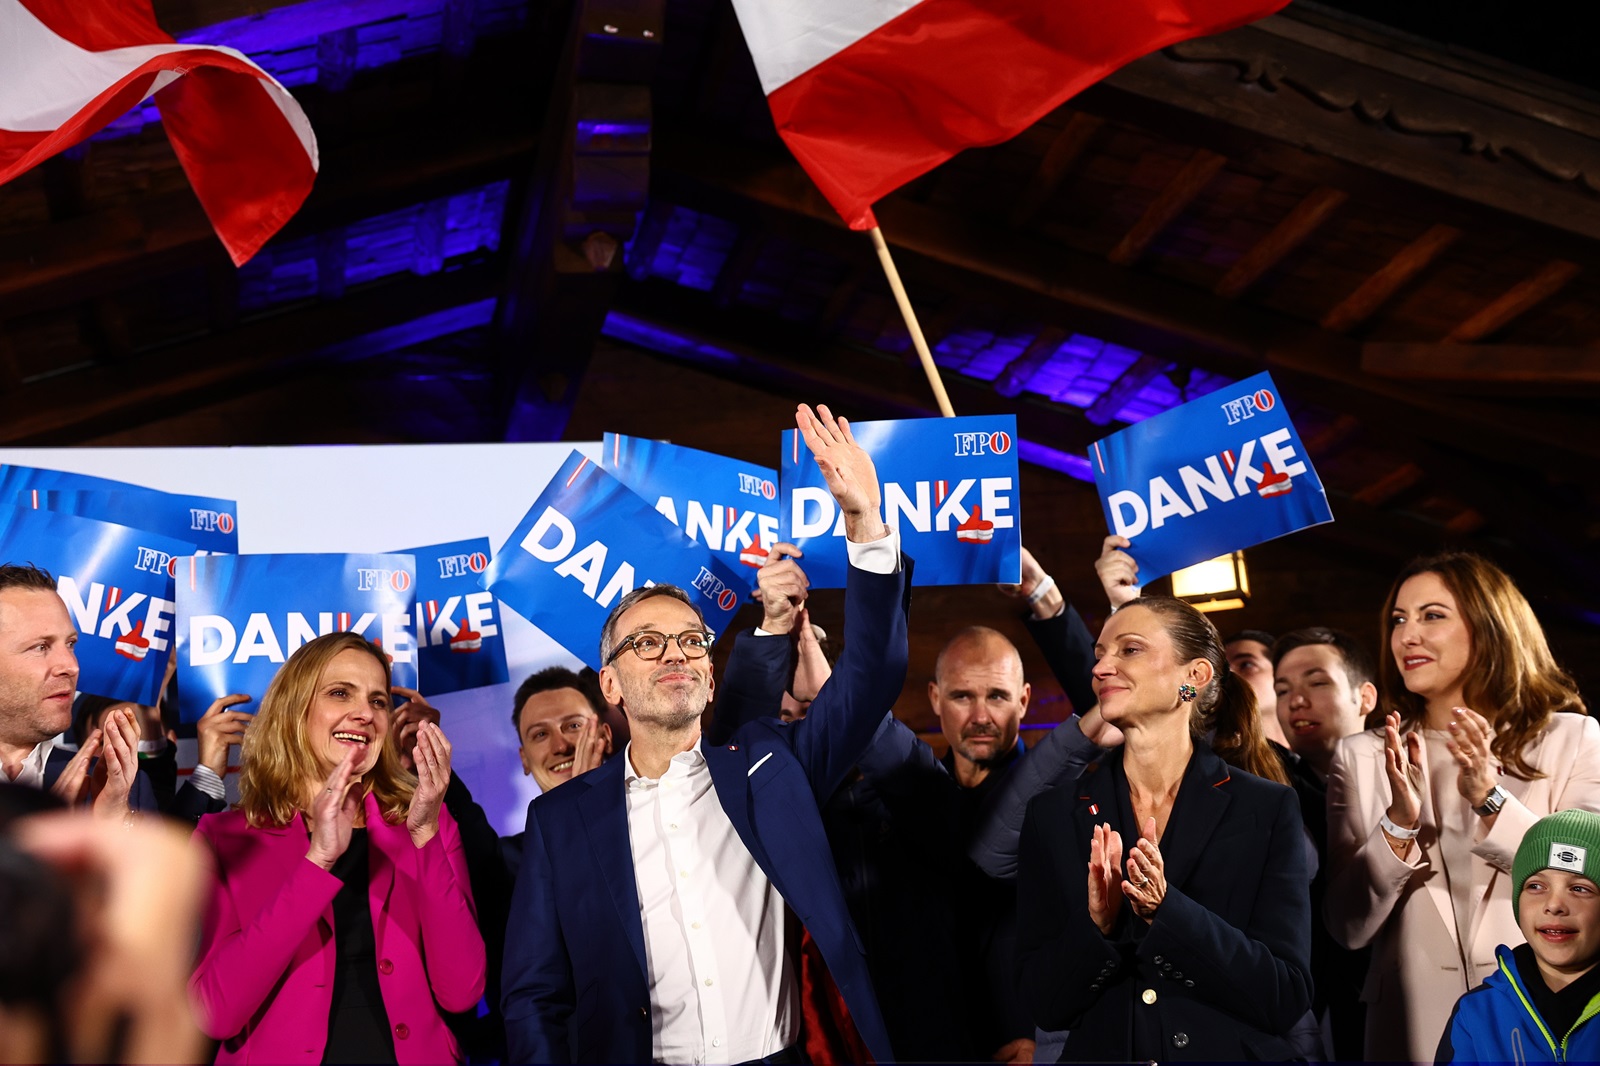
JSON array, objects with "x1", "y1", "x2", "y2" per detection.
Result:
[{"x1": 869, "y1": 226, "x2": 956, "y2": 418}]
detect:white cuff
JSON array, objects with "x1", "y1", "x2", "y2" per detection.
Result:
[
  {"x1": 137, "y1": 738, "x2": 169, "y2": 754},
  {"x1": 845, "y1": 528, "x2": 900, "y2": 575},
  {"x1": 190, "y1": 764, "x2": 226, "y2": 801}
]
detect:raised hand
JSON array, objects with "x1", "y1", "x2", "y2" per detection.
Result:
[
  {"x1": 390, "y1": 685, "x2": 442, "y2": 773},
  {"x1": 757, "y1": 542, "x2": 809, "y2": 635},
  {"x1": 406, "y1": 720, "x2": 453, "y2": 848},
  {"x1": 1087, "y1": 822, "x2": 1125, "y2": 936},
  {"x1": 1094, "y1": 535, "x2": 1141, "y2": 609},
  {"x1": 196, "y1": 694, "x2": 252, "y2": 778},
  {"x1": 1383, "y1": 711, "x2": 1426, "y2": 834},
  {"x1": 1122, "y1": 816, "x2": 1167, "y2": 922},
  {"x1": 92, "y1": 708, "x2": 141, "y2": 822},
  {"x1": 790, "y1": 607, "x2": 833, "y2": 705},
  {"x1": 796, "y1": 404, "x2": 886, "y2": 543},
  {"x1": 50, "y1": 728, "x2": 102, "y2": 805},
  {"x1": 306, "y1": 746, "x2": 362, "y2": 870},
  {"x1": 1448, "y1": 706, "x2": 1500, "y2": 811}
]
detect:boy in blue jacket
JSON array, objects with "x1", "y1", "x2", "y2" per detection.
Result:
[{"x1": 1438, "y1": 809, "x2": 1600, "y2": 1063}]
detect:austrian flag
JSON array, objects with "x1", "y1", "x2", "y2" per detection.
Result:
[
  {"x1": 0, "y1": 0, "x2": 318, "y2": 265},
  {"x1": 730, "y1": 0, "x2": 1290, "y2": 230}
]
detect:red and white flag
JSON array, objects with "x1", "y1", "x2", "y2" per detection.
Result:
[
  {"x1": 0, "y1": 0, "x2": 318, "y2": 265},
  {"x1": 730, "y1": 0, "x2": 1288, "y2": 230}
]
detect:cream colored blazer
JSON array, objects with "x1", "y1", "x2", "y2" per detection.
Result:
[{"x1": 1326, "y1": 712, "x2": 1600, "y2": 1063}]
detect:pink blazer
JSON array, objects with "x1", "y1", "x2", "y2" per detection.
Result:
[{"x1": 191, "y1": 794, "x2": 486, "y2": 1065}]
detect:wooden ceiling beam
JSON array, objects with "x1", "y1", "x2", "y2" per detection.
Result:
[
  {"x1": 1107, "y1": 149, "x2": 1227, "y2": 266},
  {"x1": 152, "y1": 0, "x2": 307, "y2": 34},
  {"x1": 1085, "y1": 354, "x2": 1170, "y2": 425},
  {"x1": 0, "y1": 264, "x2": 502, "y2": 445},
  {"x1": 995, "y1": 327, "x2": 1067, "y2": 398},
  {"x1": 0, "y1": 123, "x2": 533, "y2": 318},
  {"x1": 1445, "y1": 260, "x2": 1582, "y2": 342},
  {"x1": 1362, "y1": 342, "x2": 1600, "y2": 389},
  {"x1": 1214, "y1": 186, "x2": 1346, "y2": 300},
  {"x1": 1008, "y1": 113, "x2": 1105, "y2": 230},
  {"x1": 1351, "y1": 462, "x2": 1425, "y2": 507},
  {"x1": 613, "y1": 276, "x2": 1107, "y2": 454},
  {"x1": 1320, "y1": 223, "x2": 1460, "y2": 333},
  {"x1": 652, "y1": 130, "x2": 1600, "y2": 477}
]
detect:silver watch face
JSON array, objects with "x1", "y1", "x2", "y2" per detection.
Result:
[{"x1": 1478, "y1": 786, "x2": 1507, "y2": 814}]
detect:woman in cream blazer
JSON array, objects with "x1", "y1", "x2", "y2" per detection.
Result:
[{"x1": 1326, "y1": 553, "x2": 1598, "y2": 1062}]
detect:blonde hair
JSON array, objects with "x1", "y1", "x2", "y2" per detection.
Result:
[
  {"x1": 237, "y1": 632, "x2": 415, "y2": 828},
  {"x1": 1377, "y1": 552, "x2": 1586, "y2": 780}
]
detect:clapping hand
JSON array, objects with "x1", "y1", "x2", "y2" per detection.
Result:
[
  {"x1": 306, "y1": 746, "x2": 362, "y2": 870},
  {"x1": 406, "y1": 721, "x2": 453, "y2": 848},
  {"x1": 91, "y1": 707, "x2": 141, "y2": 822},
  {"x1": 1088, "y1": 822, "x2": 1125, "y2": 936},
  {"x1": 1447, "y1": 706, "x2": 1500, "y2": 811},
  {"x1": 1383, "y1": 711, "x2": 1426, "y2": 836},
  {"x1": 1122, "y1": 816, "x2": 1167, "y2": 922}
]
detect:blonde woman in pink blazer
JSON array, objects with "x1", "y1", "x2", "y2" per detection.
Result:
[
  {"x1": 1327, "y1": 553, "x2": 1599, "y2": 1062},
  {"x1": 190, "y1": 633, "x2": 485, "y2": 1065}
]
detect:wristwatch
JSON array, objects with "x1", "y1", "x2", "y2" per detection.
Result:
[{"x1": 1474, "y1": 784, "x2": 1510, "y2": 817}]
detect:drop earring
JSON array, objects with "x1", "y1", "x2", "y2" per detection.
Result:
[{"x1": 1177, "y1": 683, "x2": 1198, "y2": 703}]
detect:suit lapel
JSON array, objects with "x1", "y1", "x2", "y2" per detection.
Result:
[
  {"x1": 704, "y1": 742, "x2": 783, "y2": 890},
  {"x1": 1073, "y1": 756, "x2": 1120, "y2": 844},
  {"x1": 363, "y1": 795, "x2": 398, "y2": 925},
  {"x1": 1404, "y1": 736, "x2": 1461, "y2": 952},
  {"x1": 1158, "y1": 747, "x2": 1233, "y2": 890},
  {"x1": 577, "y1": 758, "x2": 648, "y2": 980}
]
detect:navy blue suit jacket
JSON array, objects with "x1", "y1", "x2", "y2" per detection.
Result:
[{"x1": 502, "y1": 562, "x2": 909, "y2": 1064}]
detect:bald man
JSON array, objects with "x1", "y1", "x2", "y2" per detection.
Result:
[{"x1": 929, "y1": 626, "x2": 1032, "y2": 791}]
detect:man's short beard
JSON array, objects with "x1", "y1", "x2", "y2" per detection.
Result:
[
  {"x1": 629, "y1": 702, "x2": 703, "y2": 732},
  {"x1": 618, "y1": 673, "x2": 709, "y2": 734}
]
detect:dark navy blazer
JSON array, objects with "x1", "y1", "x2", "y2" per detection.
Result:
[
  {"x1": 501, "y1": 561, "x2": 909, "y2": 1064},
  {"x1": 1017, "y1": 744, "x2": 1313, "y2": 1062}
]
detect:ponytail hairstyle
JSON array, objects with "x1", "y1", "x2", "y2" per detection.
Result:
[
  {"x1": 1131, "y1": 595, "x2": 1289, "y2": 787},
  {"x1": 1378, "y1": 552, "x2": 1585, "y2": 780}
]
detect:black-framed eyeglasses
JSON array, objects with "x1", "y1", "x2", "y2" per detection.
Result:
[{"x1": 605, "y1": 630, "x2": 715, "y2": 665}]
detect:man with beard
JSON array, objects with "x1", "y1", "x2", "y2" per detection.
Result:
[
  {"x1": 0, "y1": 564, "x2": 145, "y2": 818},
  {"x1": 501, "y1": 405, "x2": 908, "y2": 1064}
]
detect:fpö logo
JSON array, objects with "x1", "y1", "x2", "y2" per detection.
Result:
[
  {"x1": 356, "y1": 567, "x2": 413, "y2": 592},
  {"x1": 134, "y1": 546, "x2": 181, "y2": 578},
  {"x1": 189, "y1": 509, "x2": 235, "y2": 534},
  {"x1": 1220, "y1": 387, "x2": 1277, "y2": 426},
  {"x1": 690, "y1": 566, "x2": 739, "y2": 612},
  {"x1": 438, "y1": 552, "x2": 490, "y2": 578},
  {"x1": 953, "y1": 430, "x2": 1012, "y2": 457},
  {"x1": 737, "y1": 472, "x2": 778, "y2": 500}
]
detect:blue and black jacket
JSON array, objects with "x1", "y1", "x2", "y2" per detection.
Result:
[{"x1": 1437, "y1": 945, "x2": 1600, "y2": 1063}]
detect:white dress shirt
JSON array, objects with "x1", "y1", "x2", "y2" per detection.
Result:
[
  {"x1": 625, "y1": 740, "x2": 795, "y2": 1064},
  {"x1": 2, "y1": 738, "x2": 54, "y2": 789},
  {"x1": 623, "y1": 530, "x2": 898, "y2": 1063}
]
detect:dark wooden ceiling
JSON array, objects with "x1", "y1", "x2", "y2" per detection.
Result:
[{"x1": 3, "y1": 0, "x2": 1599, "y2": 722}]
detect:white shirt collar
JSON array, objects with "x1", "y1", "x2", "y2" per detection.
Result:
[
  {"x1": 623, "y1": 737, "x2": 707, "y2": 788},
  {"x1": 4, "y1": 737, "x2": 56, "y2": 789}
]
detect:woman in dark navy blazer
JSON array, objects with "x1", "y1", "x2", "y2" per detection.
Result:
[{"x1": 1017, "y1": 595, "x2": 1313, "y2": 1062}]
